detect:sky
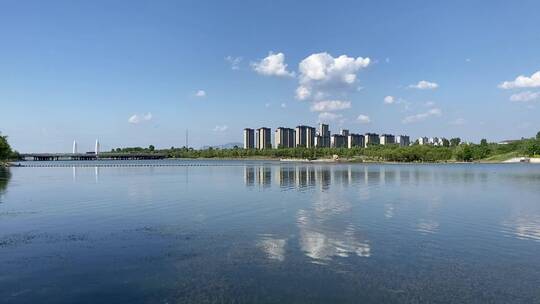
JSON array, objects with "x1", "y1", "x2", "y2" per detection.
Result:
[{"x1": 1, "y1": 0, "x2": 540, "y2": 152}]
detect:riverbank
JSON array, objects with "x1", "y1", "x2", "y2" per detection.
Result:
[{"x1": 10, "y1": 157, "x2": 540, "y2": 167}]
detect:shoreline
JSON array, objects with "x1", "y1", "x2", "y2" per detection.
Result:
[{"x1": 7, "y1": 157, "x2": 540, "y2": 167}]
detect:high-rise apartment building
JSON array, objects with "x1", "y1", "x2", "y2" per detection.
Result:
[
  {"x1": 364, "y1": 133, "x2": 380, "y2": 147},
  {"x1": 396, "y1": 135, "x2": 410, "y2": 147},
  {"x1": 275, "y1": 127, "x2": 295, "y2": 148},
  {"x1": 243, "y1": 128, "x2": 255, "y2": 149},
  {"x1": 331, "y1": 134, "x2": 347, "y2": 148},
  {"x1": 347, "y1": 134, "x2": 364, "y2": 149},
  {"x1": 257, "y1": 127, "x2": 272, "y2": 150},
  {"x1": 340, "y1": 129, "x2": 349, "y2": 137},
  {"x1": 318, "y1": 123, "x2": 331, "y2": 148},
  {"x1": 380, "y1": 134, "x2": 395, "y2": 145},
  {"x1": 295, "y1": 125, "x2": 316, "y2": 148}
]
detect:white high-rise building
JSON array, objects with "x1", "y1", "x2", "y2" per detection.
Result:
[
  {"x1": 243, "y1": 128, "x2": 255, "y2": 149},
  {"x1": 364, "y1": 133, "x2": 380, "y2": 147},
  {"x1": 275, "y1": 127, "x2": 295, "y2": 148},
  {"x1": 396, "y1": 135, "x2": 410, "y2": 147},
  {"x1": 257, "y1": 127, "x2": 272, "y2": 150},
  {"x1": 347, "y1": 134, "x2": 364, "y2": 149},
  {"x1": 379, "y1": 134, "x2": 395, "y2": 145},
  {"x1": 418, "y1": 137, "x2": 429, "y2": 145}
]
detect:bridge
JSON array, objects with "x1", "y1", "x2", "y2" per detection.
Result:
[{"x1": 20, "y1": 153, "x2": 167, "y2": 161}]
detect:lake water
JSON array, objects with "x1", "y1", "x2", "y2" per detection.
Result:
[{"x1": 1, "y1": 161, "x2": 539, "y2": 303}]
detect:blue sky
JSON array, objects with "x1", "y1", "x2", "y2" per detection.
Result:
[{"x1": 1, "y1": 0, "x2": 540, "y2": 152}]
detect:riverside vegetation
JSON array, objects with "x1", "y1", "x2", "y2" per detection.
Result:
[
  {"x1": 0, "y1": 132, "x2": 18, "y2": 166},
  {"x1": 112, "y1": 132, "x2": 540, "y2": 163}
]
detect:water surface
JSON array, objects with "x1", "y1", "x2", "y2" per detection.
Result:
[{"x1": 1, "y1": 161, "x2": 539, "y2": 303}]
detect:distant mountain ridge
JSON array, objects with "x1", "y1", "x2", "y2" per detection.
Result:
[{"x1": 200, "y1": 142, "x2": 242, "y2": 150}]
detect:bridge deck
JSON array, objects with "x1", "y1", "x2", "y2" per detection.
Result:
[{"x1": 20, "y1": 153, "x2": 167, "y2": 161}]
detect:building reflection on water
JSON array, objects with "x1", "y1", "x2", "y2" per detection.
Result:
[
  {"x1": 243, "y1": 164, "x2": 422, "y2": 190},
  {"x1": 246, "y1": 164, "x2": 376, "y2": 264},
  {"x1": 246, "y1": 164, "x2": 482, "y2": 264}
]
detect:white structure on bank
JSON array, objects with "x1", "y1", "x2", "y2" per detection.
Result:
[
  {"x1": 95, "y1": 139, "x2": 100, "y2": 155},
  {"x1": 72, "y1": 141, "x2": 78, "y2": 154}
]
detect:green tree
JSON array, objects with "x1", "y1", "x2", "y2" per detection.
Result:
[
  {"x1": 149, "y1": 145, "x2": 155, "y2": 152},
  {"x1": 536, "y1": 131, "x2": 540, "y2": 140},
  {"x1": 480, "y1": 139, "x2": 488, "y2": 146},
  {"x1": 0, "y1": 133, "x2": 13, "y2": 161},
  {"x1": 525, "y1": 140, "x2": 540, "y2": 156},
  {"x1": 450, "y1": 137, "x2": 461, "y2": 147}
]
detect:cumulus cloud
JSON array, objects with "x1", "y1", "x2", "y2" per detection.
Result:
[
  {"x1": 356, "y1": 114, "x2": 371, "y2": 124},
  {"x1": 499, "y1": 71, "x2": 540, "y2": 89},
  {"x1": 310, "y1": 100, "x2": 351, "y2": 112},
  {"x1": 509, "y1": 91, "x2": 540, "y2": 102},
  {"x1": 296, "y1": 52, "x2": 370, "y2": 100},
  {"x1": 128, "y1": 113, "x2": 152, "y2": 124},
  {"x1": 402, "y1": 108, "x2": 442, "y2": 124},
  {"x1": 213, "y1": 125, "x2": 228, "y2": 132},
  {"x1": 251, "y1": 52, "x2": 294, "y2": 77},
  {"x1": 225, "y1": 56, "x2": 242, "y2": 70},
  {"x1": 384, "y1": 95, "x2": 410, "y2": 109},
  {"x1": 195, "y1": 90, "x2": 206, "y2": 97},
  {"x1": 408, "y1": 80, "x2": 439, "y2": 90},
  {"x1": 295, "y1": 86, "x2": 311, "y2": 100},
  {"x1": 318, "y1": 112, "x2": 343, "y2": 122},
  {"x1": 383, "y1": 96, "x2": 395, "y2": 104}
]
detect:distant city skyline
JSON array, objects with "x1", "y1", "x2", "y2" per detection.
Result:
[
  {"x1": 1, "y1": 1, "x2": 540, "y2": 152},
  {"x1": 244, "y1": 122, "x2": 415, "y2": 149}
]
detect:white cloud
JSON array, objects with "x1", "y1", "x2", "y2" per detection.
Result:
[
  {"x1": 318, "y1": 112, "x2": 343, "y2": 122},
  {"x1": 408, "y1": 80, "x2": 439, "y2": 90},
  {"x1": 424, "y1": 101, "x2": 436, "y2": 107},
  {"x1": 265, "y1": 103, "x2": 271, "y2": 108},
  {"x1": 280, "y1": 103, "x2": 287, "y2": 108},
  {"x1": 296, "y1": 52, "x2": 370, "y2": 100},
  {"x1": 213, "y1": 125, "x2": 228, "y2": 132},
  {"x1": 128, "y1": 112, "x2": 152, "y2": 124},
  {"x1": 295, "y1": 86, "x2": 311, "y2": 100},
  {"x1": 509, "y1": 91, "x2": 540, "y2": 102},
  {"x1": 356, "y1": 114, "x2": 371, "y2": 124},
  {"x1": 499, "y1": 71, "x2": 540, "y2": 89},
  {"x1": 225, "y1": 56, "x2": 242, "y2": 70},
  {"x1": 195, "y1": 90, "x2": 206, "y2": 97},
  {"x1": 310, "y1": 100, "x2": 351, "y2": 112},
  {"x1": 384, "y1": 95, "x2": 411, "y2": 109},
  {"x1": 383, "y1": 96, "x2": 395, "y2": 104},
  {"x1": 251, "y1": 52, "x2": 294, "y2": 77},
  {"x1": 449, "y1": 118, "x2": 466, "y2": 125},
  {"x1": 402, "y1": 108, "x2": 442, "y2": 124}
]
